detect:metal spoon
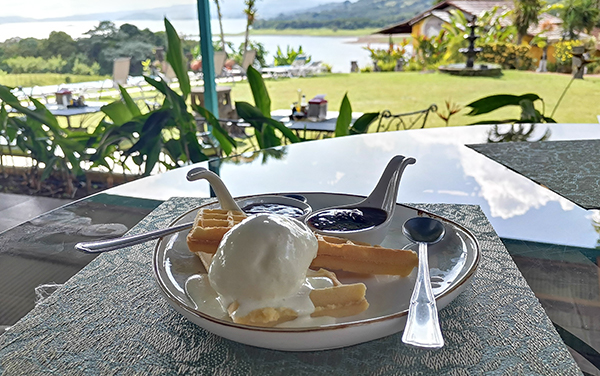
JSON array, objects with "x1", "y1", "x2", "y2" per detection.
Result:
[
  {"x1": 402, "y1": 216, "x2": 446, "y2": 349},
  {"x1": 75, "y1": 167, "x2": 238, "y2": 254}
]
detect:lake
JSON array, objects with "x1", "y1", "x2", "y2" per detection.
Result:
[{"x1": 0, "y1": 19, "x2": 391, "y2": 73}]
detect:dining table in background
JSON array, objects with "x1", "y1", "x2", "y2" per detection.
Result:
[
  {"x1": 46, "y1": 102, "x2": 107, "y2": 128},
  {"x1": 271, "y1": 109, "x2": 363, "y2": 137},
  {"x1": 1, "y1": 122, "x2": 599, "y2": 374}
]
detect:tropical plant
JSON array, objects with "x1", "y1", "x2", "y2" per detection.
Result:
[
  {"x1": 0, "y1": 85, "x2": 92, "y2": 195},
  {"x1": 334, "y1": 93, "x2": 380, "y2": 137},
  {"x1": 553, "y1": 39, "x2": 584, "y2": 71},
  {"x1": 234, "y1": 66, "x2": 300, "y2": 149},
  {"x1": 442, "y1": 8, "x2": 516, "y2": 64},
  {"x1": 412, "y1": 32, "x2": 448, "y2": 69},
  {"x1": 465, "y1": 93, "x2": 556, "y2": 124},
  {"x1": 560, "y1": 0, "x2": 600, "y2": 38},
  {"x1": 365, "y1": 41, "x2": 409, "y2": 71},
  {"x1": 243, "y1": 0, "x2": 258, "y2": 52},
  {"x1": 479, "y1": 42, "x2": 533, "y2": 69},
  {"x1": 436, "y1": 100, "x2": 462, "y2": 127},
  {"x1": 513, "y1": 0, "x2": 543, "y2": 44},
  {"x1": 274, "y1": 46, "x2": 311, "y2": 66},
  {"x1": 89, "y1": 18, "x2": 236, "y2": 176},
  {"x1": 213, "y1": 0, "x2": 227, "y2": 50}
]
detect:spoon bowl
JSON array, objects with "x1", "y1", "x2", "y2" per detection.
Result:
[{"x1": 305, "y1": 155, "x2": 416, "y2": 245}]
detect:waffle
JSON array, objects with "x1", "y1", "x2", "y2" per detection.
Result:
[
  {"x1": 186, "y1": 208, "x2": 247, "y2": 254},
  {"x1": 232, "y1": 276, "x2": 368, "y2": 327},
  {"x1": 196, "y1": 253, "x2": 368, "y2": 327},
  {"x1": 310, "y1": 234, "x2": 418, "y2": 276}
]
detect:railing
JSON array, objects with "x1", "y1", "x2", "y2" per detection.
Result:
[{"x1": 375, "y1": 104, "x2": 438, "y2": 132}]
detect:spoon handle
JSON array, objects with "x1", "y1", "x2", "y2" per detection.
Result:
[
  {"x1": 402, "y1": 242, "x2": 444, "y2": 349},
  {"x1": 74, "y1": 222, "x2": 193, "y2": 253}
]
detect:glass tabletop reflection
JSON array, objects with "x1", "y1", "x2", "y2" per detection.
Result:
[{"x1": 1, "y1": 122, "x2": 599, "y2": 372}]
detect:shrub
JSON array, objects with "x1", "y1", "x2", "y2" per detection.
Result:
[
  {"x1": 553, "y1": 40, "x2": 584, "y2": 72},
  {"x1": 46, "y1": 55, "x2": 67, "y2": 73},
  {"x1": 4, "y1": 56, "x2": 45, "y2": 73},
  {"x1": 274, "y1": 45, "x2": 311, "y2": 66},
  {"x1": 72, "y1": 58, "x2": 100, "y2": 75},
  {"x1": 3, "y1": 55, "x2": 67, "y2": 74},
  {"x1": 479, "y1": 42, "x2": 533, "y2": 70}
]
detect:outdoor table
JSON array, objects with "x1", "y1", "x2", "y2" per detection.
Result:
[
  {"x1": 8, "y1": 102, "x2": 107, "y2": 129},
  {"x1": 271, "y1": 109, "x2": 363, "y2": 136},
  {"x1": 1, "y1": 123, "x2": 599, "y2": 374}
]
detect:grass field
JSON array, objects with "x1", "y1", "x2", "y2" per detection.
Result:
[
  {"x1": 3, "y1": 70, "x2": 598, "y2": 130},
  {"x1": 223, "y1": 70, "x2": 600, "y2": 127},
  {"x1": 0, "y1": 74, "x2": 109, "y2": 88}
]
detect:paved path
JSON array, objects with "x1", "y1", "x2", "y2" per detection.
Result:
[{"x1": 0, "y1": 193, "x2": 72, "y2": 233}]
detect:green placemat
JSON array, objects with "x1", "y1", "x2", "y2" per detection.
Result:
[
  {"x1": 468, "y1": 140, "x2": 600, "y2": 210},
  {"x1": 0, "y1": 198, "x2": 581, "y2": 375}
]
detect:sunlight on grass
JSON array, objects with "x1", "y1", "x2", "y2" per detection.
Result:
[
  {"x1": 224, "y1": 71, "x2": 600, "y2": 127},
  {"x1": 0, "y1": 74, "x2": 109, "y2": 88}
]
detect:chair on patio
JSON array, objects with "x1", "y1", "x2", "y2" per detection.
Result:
[
  {"x1": 112, "y1": 57, "x2": 131, "y2": 88},
  {"x1": 228, "y1": 50, "x2": 257, "y2": 81},
  {"x1": 160, "y1": 61, "x2": 178, "y2": 85},
  {"x1": 374, "y1": 105, "x2": 438, "y2": 132}
]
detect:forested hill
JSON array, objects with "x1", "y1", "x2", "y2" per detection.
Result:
[{"x1": 254, "y1": 0, "x2": 433, "y2": 30}]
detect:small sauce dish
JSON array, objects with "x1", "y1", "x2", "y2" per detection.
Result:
[
  {"x1": 305, "y1": 155, "x2": 416, "y2": 245},
  {"x1": 237, "y1": 195, "x2": 312, "y2": 219}
]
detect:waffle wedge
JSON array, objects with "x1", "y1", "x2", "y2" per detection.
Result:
[
  {"x1": 197, "y1": 253, "x2": 368, "y2": 327},
  {"x1": 186, "y1": 208, "x2": 247, "y2": 254},
  {"x1": 311, "y1": 234, "x2": 418, "y2": 276}
]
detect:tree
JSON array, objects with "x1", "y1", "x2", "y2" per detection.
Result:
[
  {"x1": 243, "y1": 0, "x2": 258, "y2": 51},
  {"x1": 40, "y1": 31, "x2": 77, "y2": 59},
  {"x1": 513, "y1": 0, "x2": 543, "y2": 44},
  {"x1": 214, "y1": 0, "x2": 226, "y2": 50},
  {"x1": 561, "y1": 0, "x2": 600, "y2": 38}
]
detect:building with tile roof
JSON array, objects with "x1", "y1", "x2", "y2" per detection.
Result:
[{"x1": 375, "y1": 0, "x2": 595, "y2": 65}]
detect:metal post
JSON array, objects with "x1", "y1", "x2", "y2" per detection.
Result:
[{"x1": 197, "y1": 0, "x2": 219, "y2": 117}]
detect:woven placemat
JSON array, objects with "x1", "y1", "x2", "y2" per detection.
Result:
[
  {"x1": 468, "y1": 140, "x2": 600, "y2": 210},
  {"x1": 0, "y1": 198, "x2": 581, "y2": 375}
]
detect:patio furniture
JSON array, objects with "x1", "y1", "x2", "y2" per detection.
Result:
[
  {"x1": 228, "y1": 49, "x2": 257, "y2": 80},
  {"x1": 112, "y1": 57, "x2": 131, "y2": 88},
  {"x1": 271, "y1": 109, "x2": 363, "y2": 137},
  {"x1": 375, "y1": 105, "x2": 438, "y2": 131},
  {"x1": 261, "y1": 54, "x2": 323, "y2": 78},
  {"x1": 191, "y1": 85, "x2": 237, "y2": 120},
  {"x1": 2, "y1": 122, "x2": 597, "y2": 374}
]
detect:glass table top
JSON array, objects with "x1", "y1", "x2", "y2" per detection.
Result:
[{"x1": 1, "y1": 122, "x2": 599, "y2": 373}]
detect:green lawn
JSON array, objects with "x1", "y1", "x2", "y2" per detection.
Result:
[
  {"x1": 224, "y1": 71, "x2": 600, "y2": 127},
  {"x1": 0, "y1": 73, "x2": 108, "y2": 88}
]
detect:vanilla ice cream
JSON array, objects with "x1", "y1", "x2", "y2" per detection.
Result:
[{"x1": 208, "y1": 213, "x2": 320, "y2": 319}]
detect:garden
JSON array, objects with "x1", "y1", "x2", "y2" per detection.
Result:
[{"x1": 1, "y1": 0, "x2": 599, "y2": 200}]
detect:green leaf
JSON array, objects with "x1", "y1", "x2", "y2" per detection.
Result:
[
  {"x1": 350, "y1": 112, "x2": 380, "y2": 135},
  {"x1": 193, "y1": 104, "x2": 236, "y2": 156},
  {"x1": 119, "y1": 85, "x2": 142, "y2": 118},
  {"x1": 247, "y1": 66, "x2": 271, "y2": 117},
  {"x1": 101, "y1": 101, "x2": 133, "y2": 125},
  {"x1": 235, "y1": 101, "x2": 300, "y2": 146},
  {"x1": 466, "y1": 94, "x2": 541, "y2": 116},
  {"x1": 335, "y1": 93, "x2": 352, "y2": 137},
  {"x1": 164, "y1": 18, "x2": 191, "y2": 98}
]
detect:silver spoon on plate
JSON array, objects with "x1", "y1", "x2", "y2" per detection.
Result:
[
  {"x1": 401, "y1": 216, "x2": 446, "y2": 349},
  {"x1": 74, "y1": 167, "x2": 310, "y2": 253}
]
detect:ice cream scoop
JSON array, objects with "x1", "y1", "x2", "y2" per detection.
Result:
[{"x1": 208, "y1": 213, "x2": 319, "y2": 319}]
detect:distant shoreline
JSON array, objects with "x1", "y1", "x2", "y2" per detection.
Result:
[{"x1": 226, "y1": 28, "x2": 411, "y2": 44}]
